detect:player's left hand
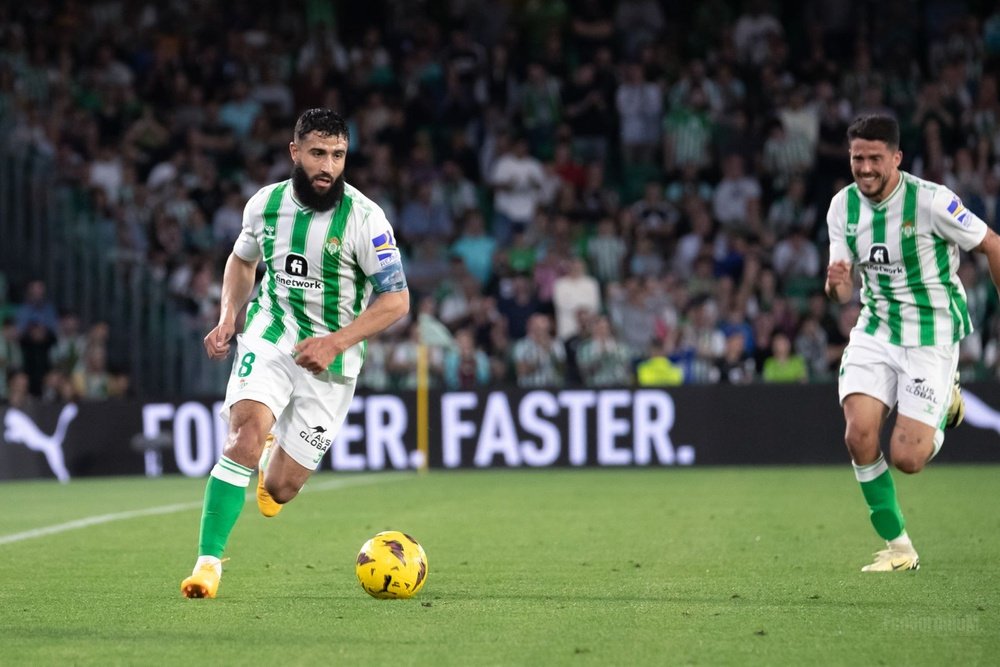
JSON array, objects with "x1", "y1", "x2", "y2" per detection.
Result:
[{"x1": 292, "y1": 334, "x2": 348, "y2": 374}]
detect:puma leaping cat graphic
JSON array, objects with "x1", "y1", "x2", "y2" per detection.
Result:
[
  {"x1": 961, "y1": 390, "x2": 1000, "y2": 436},
  {"x1": 3, "y1": 403, "x2": 78, "y2": 483}
]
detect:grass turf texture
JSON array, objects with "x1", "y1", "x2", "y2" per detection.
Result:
[{"x1": 0, "y1": 466, "x2": 997, "y2": 666}]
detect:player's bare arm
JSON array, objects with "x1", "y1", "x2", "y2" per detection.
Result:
[
  {"x1": 204, "y1": 252, "x2": 258, "y2": 359},
  {"x1": 293, "y1": 288, "x2": 410, "y2": 373},
  {"x1": 973, "y1": 227, "x2": 1000, "y2": 295},
  {"x1": 825, "y1": 259, "x2": 854, "y2": 304}
]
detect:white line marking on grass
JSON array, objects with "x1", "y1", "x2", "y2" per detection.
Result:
[{"x1": 0, "y1": 473, "x2": 410, "y2": 547}]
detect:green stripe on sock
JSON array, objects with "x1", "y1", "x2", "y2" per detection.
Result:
[
  {"x1": 198, "y1": 475, "x2": 246, "y2": 558},
  {"x1": 218, "y1": 456, "x2": 253, "y2": 476},
  {"x1": 859, "y1": 467, "x2": 906, "y2": 541}
]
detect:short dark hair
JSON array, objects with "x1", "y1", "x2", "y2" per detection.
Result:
[
  {"x1": 846, "y1": 114, "x2": 900, "y2": 150},
  {"x1": 293, "y1": 108, "x2": 349, "y2": 142}
]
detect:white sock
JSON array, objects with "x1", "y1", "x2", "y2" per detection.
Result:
[
  {"x1": 888, "y1": 532, "x2": 913, "y2": 550},
  {"x1": 194, "y1": 555, "x2": 222, "y2": 576}
]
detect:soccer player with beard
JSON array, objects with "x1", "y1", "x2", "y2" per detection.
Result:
[
  {"x1": 825, "y1": 114, "x2": 1000, "y2": 571},
  {"x1": 181, "y1": 109, "x2": 410, "y2": 598}
]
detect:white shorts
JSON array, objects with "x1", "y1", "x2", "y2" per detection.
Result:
[
  {"x1": 838, "y1": 329, "x2": 959, "y2": 430},
  {"x1": 221, "y1": 334, "x2": 356, "y2": 469}
]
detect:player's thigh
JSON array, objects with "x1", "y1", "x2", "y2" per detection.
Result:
[
  {"x1": 894, "y1": 342, "x2": 959, "y2": 431},
  {"x1": 842, "y1": 392, "x2": 889, "y2": 464},
  {"x1": 221, "y1": 335, "x2": 294, "y2": 428},
  {"x1": 272, "y1": 373, "x2": 357, "y2": 471},
  {"x1": 838, "y1": 331, "x2": 900, "y2": 410}
]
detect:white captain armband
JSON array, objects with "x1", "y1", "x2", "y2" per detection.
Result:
[{"x1": 369, "y1": 259, "x2": 408, "y2": 293}]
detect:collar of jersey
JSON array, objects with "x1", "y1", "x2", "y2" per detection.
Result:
[
  {"x1": 862, "y1": 171, "x2": 905, "y2": 209},
  {"x1": 289, "y1": 191, "x2": 311, "y2": 212}
]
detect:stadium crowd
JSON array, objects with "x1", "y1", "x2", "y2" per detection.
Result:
[{"x1": 2, "y1": 0, "x2": 1000, "y2": 402}]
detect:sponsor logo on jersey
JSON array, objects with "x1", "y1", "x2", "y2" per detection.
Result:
[
  {"x1": 371, "y1": 230, "x2": 398, "y2": 263},
  {"x1": 264, "y1": 224, "x2": 276, "y2": 238},
  {"x1": 275, "y1": 273, "x2": 323, "y2": 290},
  {"x1": 285, "y1": 253, "x2": 309, "y2": 276},
  {"x1": 867, "y1": 244, "x2": 890, "y2": 264},
  {"x1": 947, "y1": 195, "x2": 973, "y2": 227}
]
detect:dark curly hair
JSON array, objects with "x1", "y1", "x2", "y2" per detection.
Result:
[{"x1": 293, "y1": 108, "x2": 349, "y2": 142}]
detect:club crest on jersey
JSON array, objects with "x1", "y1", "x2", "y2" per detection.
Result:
[
  {"x1": 324, "y1": 236, "x2": 341, "y2": 256},
  {"x1": 371, "y1": 230, "x2": 399, "y2": 266},
  {"x1": 902, "y1": 220, "x2": 915, "y2": 238}
]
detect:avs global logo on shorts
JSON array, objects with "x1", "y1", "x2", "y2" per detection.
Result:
[
  {"x1": 276, "y1": 253, "x2": 323, "y2": 290},
  {"x1": 300, "y1": 423, "x2": 333, "y2": 455},
  {"x1": 904, "y1": 377, "x2": 938, "y2": 404}
]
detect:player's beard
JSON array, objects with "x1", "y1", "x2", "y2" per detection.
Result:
[
  {"x1": 291, "y1": 162, "x2": 345, "y2": 212},
  {"x1": 854, "y1": 169, "x2": 894, "y2": 202}
]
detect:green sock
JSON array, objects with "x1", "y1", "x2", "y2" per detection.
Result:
[
  {"x1": 197, "y1": 456, "x2": 253, "y2": 558},
  {"x1": 853, "y1": 454, "x2": 905, "y2": 540}
]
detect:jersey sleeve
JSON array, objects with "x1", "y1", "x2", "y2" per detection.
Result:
[
  {"x1": 232, "y1": 188, "x2": 266, "y2": 262},
  {"x1": 826, "y1": 189, "x2": 852, "y2": 264},
  {"x1": 930, "y1": 188, "x2": 989, "y2": 251},
  {"x1": 357, "y1": 209, "x2": 408, "y2": 293}
]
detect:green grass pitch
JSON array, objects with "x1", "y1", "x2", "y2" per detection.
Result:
[{"x1": 0, "y1": 466, "x2": 998, "y2": 666}]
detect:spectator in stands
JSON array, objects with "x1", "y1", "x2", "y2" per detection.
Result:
[
  {"x1": 498, "y1": 273, "x2": 541, "y2": 342},
  {"x1": 587, "y1": 216, "x2": 628, "y2": 284},
  {"x1": 616, "y1": 61, "x2": 663, "y2": 166},
  {"x1": 6, "y1": 370, "x2": 33, "y2": 409},
  {"x1": 794, "y1": 315, "x2": 829, "y2": 381},
  {"x1": 552, "y1": 257, "x2": 601, "y2": 340},
  {"x1": 0, "y1": 317, "x2": 24, "y2": 401},
  {"x1": 443, "y1": 328, "x2": 491, "y2": 390},
  {"x1": 20, "y1": 321, "x2": 55, "y2": 397},
  {"x1": 576, "y1": 315, "x2": 633, "y2": 387},
  {"x1": 762, "y1": 331, "x2": 808, "y2": 383},
  {"x1": 397, "y1": 180, "x2": 454, "y2": 245},
  {"x1": 637, "y1": 344, "x2": 685, "y2": 388},
  {"x1": 489, "y1": 136, "x2": 548, "y2": 246},
  {"x1": 712, "y1": 154, "x2": 763, "y2": 238},
  {"x1": 714, "y1": 330, "x2": 757, "y2": 384},
  {"x1": 630, "y1": 180, "x2": 680, "y2": 244},
  {"x1": 512, "y1": 313, "x2": 565, "y2": 388},
  {"x1": 450, "y1": 210, "x2": 497, "y2": 287},
  {"x1": 562, "y1": 62, "x2": 613, "y2": 163},
  {"x1": 49, "y1": 311, "x2": 86, "y2": 378},
  {"x1": 15, "y1": 280, "x2": 59, "y2": 336}
]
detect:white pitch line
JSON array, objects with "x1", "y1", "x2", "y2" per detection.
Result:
[{"x1": 0, "y1": 472, "x2": 411, "y2": 547}]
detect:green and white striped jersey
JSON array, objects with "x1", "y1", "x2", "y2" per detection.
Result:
[
  {"x1": 233, "y1": 179, "x2": 404, "y2": 378},
  {"x1": 827, "y1": 171, "x2": 987, "y2": 347}
]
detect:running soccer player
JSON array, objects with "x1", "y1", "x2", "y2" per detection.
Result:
[
  {"x1": 825, "y1": 114, "x2": 1000, "y2": 572},
  {"x1": 181, "y1": 109, "x2": 410, "y2": 598}
]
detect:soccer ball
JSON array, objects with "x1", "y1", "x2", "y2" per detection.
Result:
[{"x1": 355, "y1": 530, "x2": 428, "y2": 599}]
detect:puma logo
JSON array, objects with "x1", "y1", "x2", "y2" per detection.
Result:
[
  {"x1": 3, "y1": 404, "x2": 78, "y2": 483},
  {"x1": 960, "y1": 390, "x2": 1000, "y2": 435}
]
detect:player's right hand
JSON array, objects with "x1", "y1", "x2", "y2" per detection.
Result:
[
  {"x1": 826, "y1": 260, "x2": 852, "y2": 287},
  {"x1": 204, "y1": 322, "x2": 236, "y2": 359}
]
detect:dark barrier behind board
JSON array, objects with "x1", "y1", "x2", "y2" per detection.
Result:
[{"x1": 2, "y1": 383, "x2": 999, "y2": 481}]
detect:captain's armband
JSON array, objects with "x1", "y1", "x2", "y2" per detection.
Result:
[{"x1": 369, "y1": 259, "x2": 408, "y2": 293}]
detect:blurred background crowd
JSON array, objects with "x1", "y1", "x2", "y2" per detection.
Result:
[{"x1": 2, "y1": 0, "x2": 1000, "y2": 405}]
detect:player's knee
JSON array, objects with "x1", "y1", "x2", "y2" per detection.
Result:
[
  {"x1": 225, "y1": 422, "x2": 268, "y2": 458},
  {"x1": 892, "y1": 452, "x2": 926, "y2": 475},
  {"x1": 266, "y1": 480, "x2": 301, "y2": 504},
  {"x1": 844, "y1": 423, "x2": 879, "y2": 461}
]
